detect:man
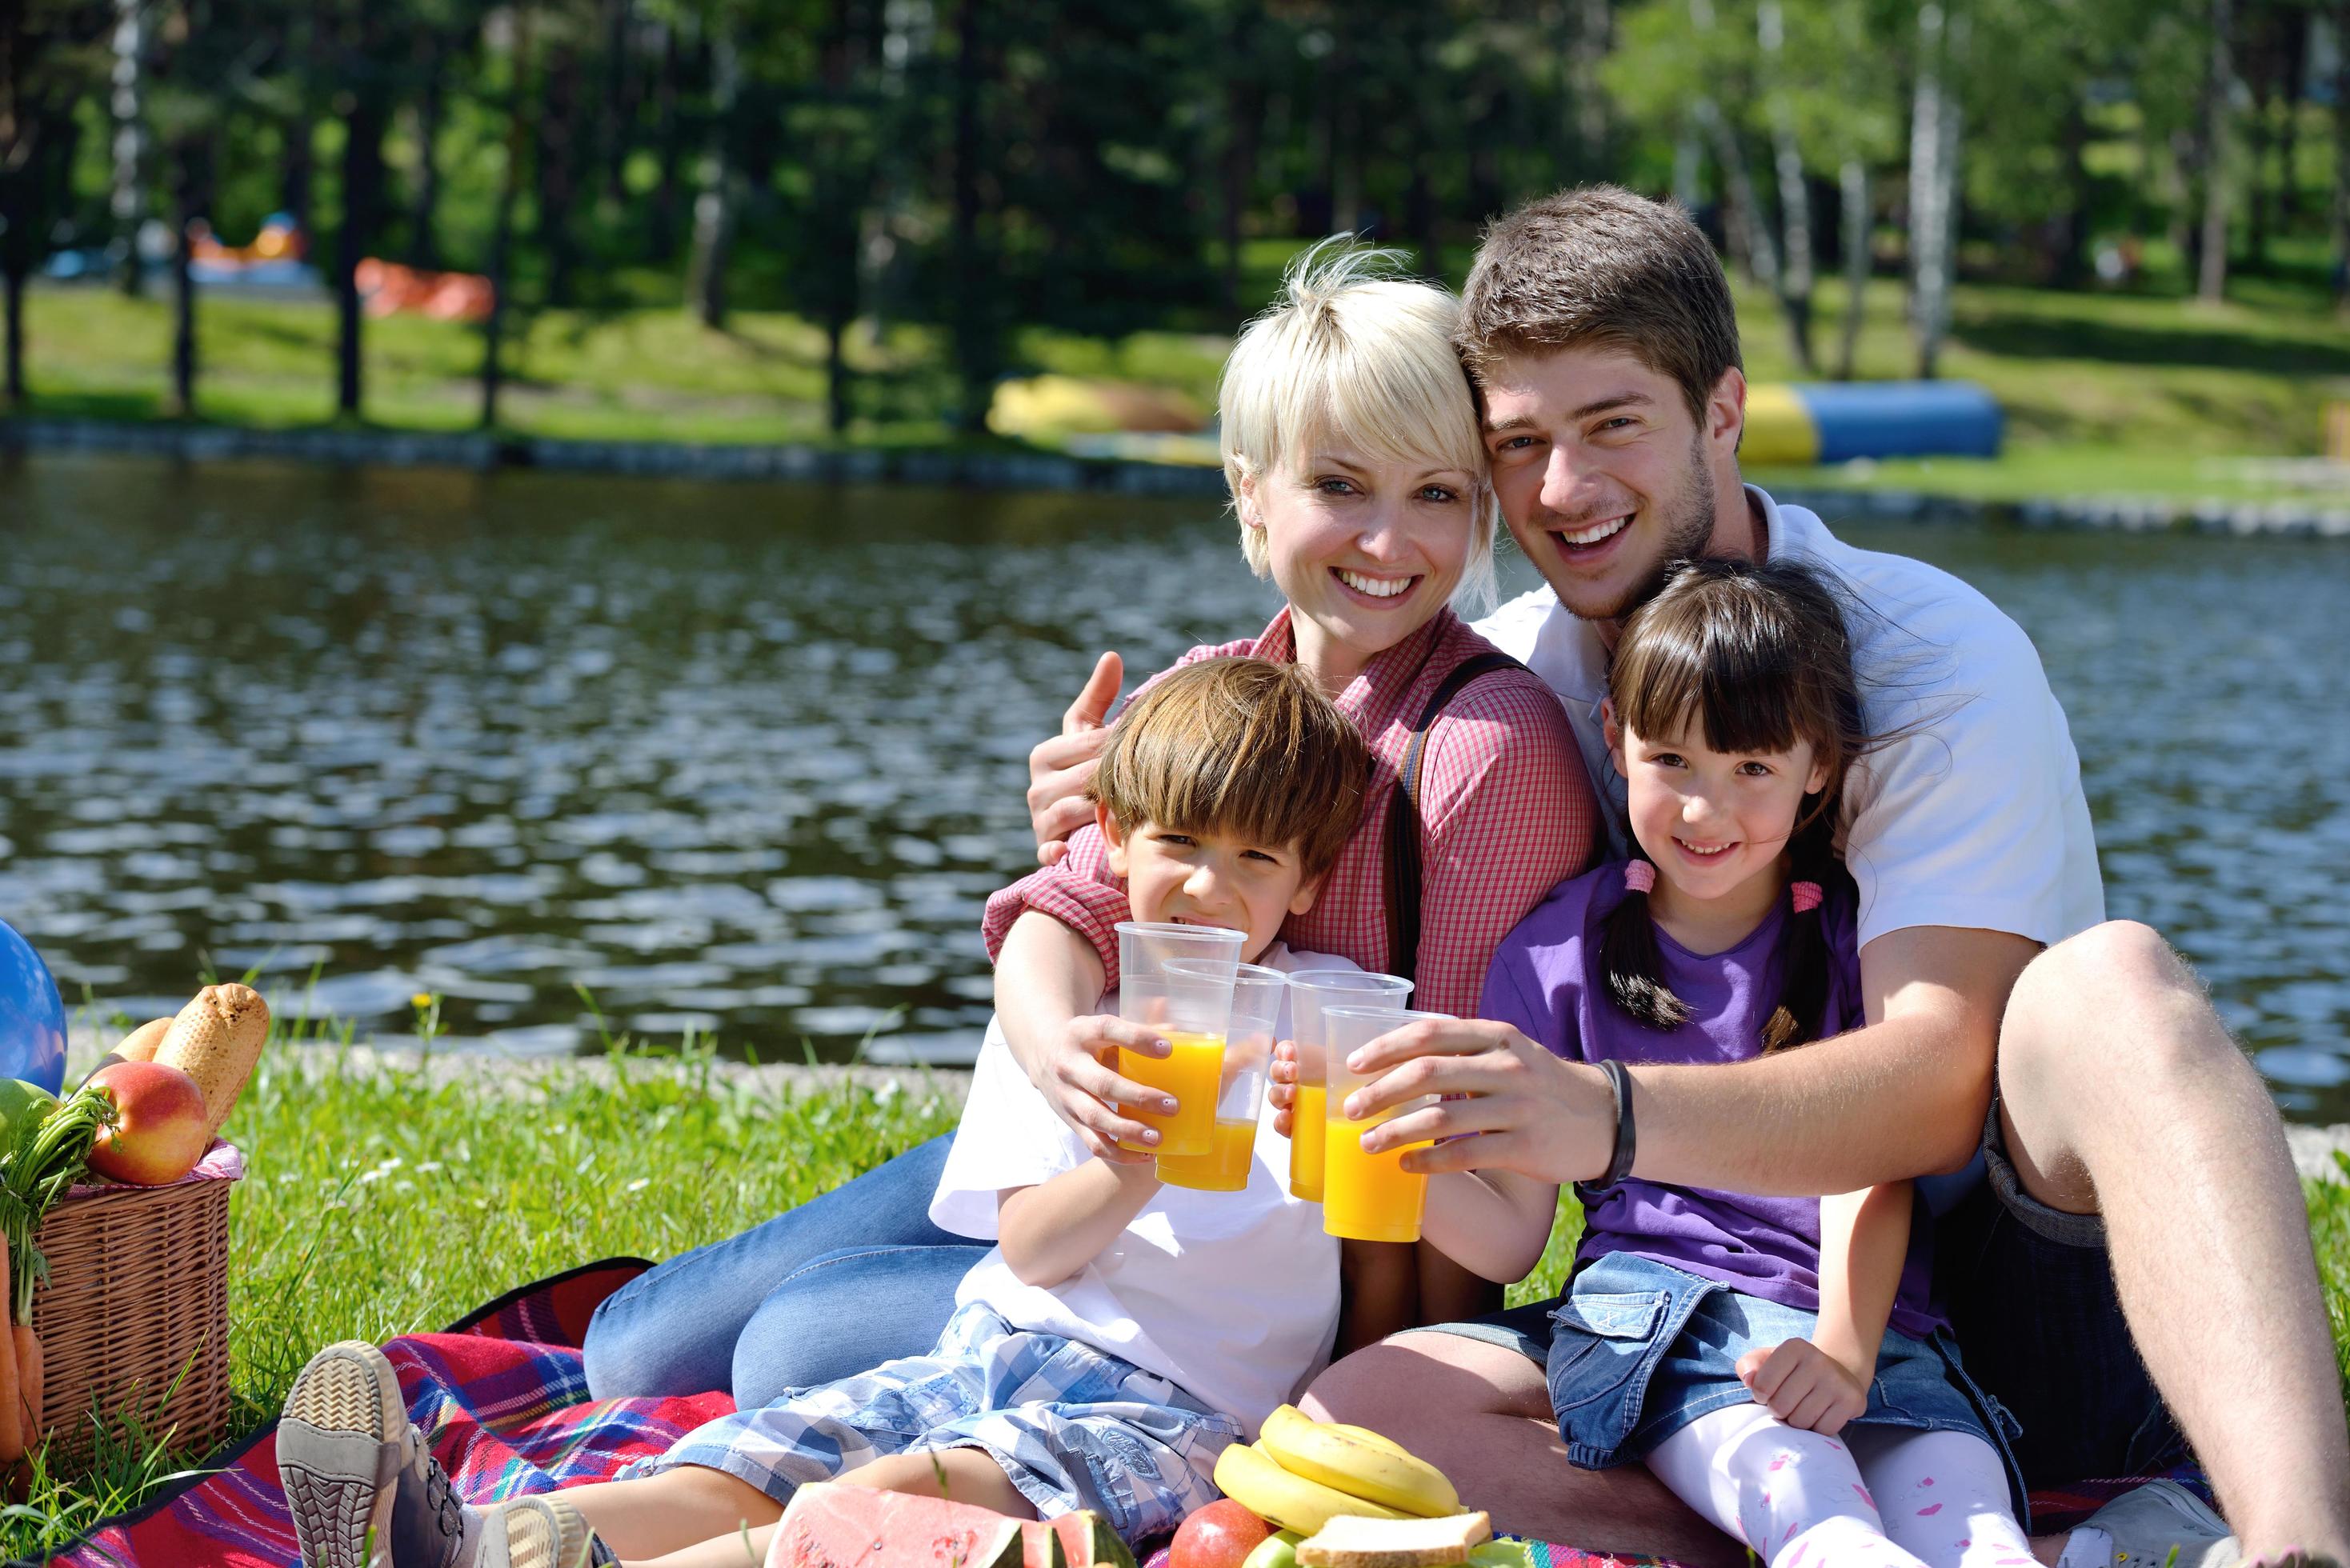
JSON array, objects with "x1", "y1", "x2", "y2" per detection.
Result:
[{"x1": 1023, "y1": 189, "x2": 2348, "y2": 1568}]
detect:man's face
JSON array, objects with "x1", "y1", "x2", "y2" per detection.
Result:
[{"x1": 1479, "y1": 346, "x2": 1739, "y2": 625}]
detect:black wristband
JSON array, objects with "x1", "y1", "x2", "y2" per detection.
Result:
[{"x1": 1598, "y1": 1058, "x2": 1637, "y2": 1188}]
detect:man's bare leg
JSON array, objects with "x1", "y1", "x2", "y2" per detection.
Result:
[
  {"x1": 1303, "y1": 1331, "x2": 1745, "y2": 1568},
  {"x1": 2000, "y1": 921, "x2": 2350, "y2": 1564}
]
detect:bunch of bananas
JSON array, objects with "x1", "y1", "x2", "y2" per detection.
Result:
[{"x1": 1212, "y1": 1406, "x2": 1461, "y2": 1537}]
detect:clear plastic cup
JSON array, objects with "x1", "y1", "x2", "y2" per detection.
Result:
[
  {"x1": 1285, "y1": 971, "x2": 1414, "y2": 1202},
  {"x1": 1319, "y1": 1006, "x2": 1450, "y2": 1242},
  {"x1": 1114, "y1": 922, "x2": 1244, "y2": 1157},
  {"x1": 1155, "y1": 962, "x2": 1287, "y2": 1193}
]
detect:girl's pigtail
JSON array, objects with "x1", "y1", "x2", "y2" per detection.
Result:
[
  {"x1": 1602, "y1": 859, "x2": 1691, "y2": 1032},
  {"x1": 1762, "y1": 817, "x2": 1837, "y2": 1052}
]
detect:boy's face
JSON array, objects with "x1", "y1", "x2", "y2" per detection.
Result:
[{"x1": 1099, "y1": 806, "x2": 1321, "y2": 966}]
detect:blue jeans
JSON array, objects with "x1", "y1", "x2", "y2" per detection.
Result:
[{"x1": 582, "y1": 1133, "x2": 987, "y2": 1409}]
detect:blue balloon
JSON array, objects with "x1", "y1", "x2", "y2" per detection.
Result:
[{"x1": 0, "y1": 921, "x2": 67, "y2": 1094}]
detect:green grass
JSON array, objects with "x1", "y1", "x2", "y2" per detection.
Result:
[
  {"x1": 1, "y1": 1006, "x2": 2344, "y2": 1559},
  {"x1": 20, "y1": 253, "x2": 2350, "y2": 506}
]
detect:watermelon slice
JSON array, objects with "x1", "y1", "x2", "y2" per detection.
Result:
[
  {"x1": 768, "y1": 1482, "x2": 1027, "y2": 1566},
  {"x1": 1022, "y1": 1512, "x2": 1140, "y2": 1568}
]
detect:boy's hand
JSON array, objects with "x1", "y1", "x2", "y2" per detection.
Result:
[
  {"x1": 1267, "y1": 1040, "x2": 1299, "y2": 1138},
  {"x1": 1049, "y1": 1013, "x2": 1174, "y2": 1163},
  {"x1": 1735, "y1": 1338, "x2": 1869, "y2": 1434},
  {"x1": 1028, "y1": 652, "x2": 1123, "y2": 866}
]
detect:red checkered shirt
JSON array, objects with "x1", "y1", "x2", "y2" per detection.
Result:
[{"x1": 981, "y1": 606, "x2": 1600, "y2": 1017}]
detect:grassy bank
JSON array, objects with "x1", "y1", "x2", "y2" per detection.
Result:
[
  {"x1": 4, "y1": 1022, "x2": 2347, "y2": 1560},
  {"x1": 17, "y1": 243, "x2": 2350, "y2": 508}
]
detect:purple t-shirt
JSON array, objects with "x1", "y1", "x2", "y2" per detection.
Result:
[{"x1": 1481, "y1": 861, "x2": 1945, "y2": 1338}]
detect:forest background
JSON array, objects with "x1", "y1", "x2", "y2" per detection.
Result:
[{"x1": 4, "y1": 0, "x2": 2348, "y2": 502}]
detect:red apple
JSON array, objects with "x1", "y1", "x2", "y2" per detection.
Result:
[
  {"x1": 86, "y1": 1061, "x2": 210, "y2": 1186},
  {"x1": 1170, "y1": 1500, "x2": 1273, "y2": 1568}
]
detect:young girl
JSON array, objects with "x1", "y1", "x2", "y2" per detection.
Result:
[
  {"x1": 1475, "y1": 558, "x2": 2032, "y2": 1568},
  {"x1": 276, "y1": 658, "x2": 1383, "y2": 1568}
]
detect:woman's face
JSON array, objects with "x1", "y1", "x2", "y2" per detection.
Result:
[{"x1": 1248, "y1": 446, "x2": 1481, "y2": 668}]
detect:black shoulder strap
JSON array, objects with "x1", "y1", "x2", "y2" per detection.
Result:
[{"x1": 1383, "y1": 651, "x2": 1526, "y2": 982}]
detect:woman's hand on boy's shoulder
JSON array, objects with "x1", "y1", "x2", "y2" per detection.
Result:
[
  {"x1": 1342, "y1": 1016, "x2": 1616, "y2": 1186},
  {"x1": 1028, "y1": 651, "x2": 1123, "y2": 866},
  {"x1": 1041, "y1": 1011, "x2": 1173, "y2": 1163}
]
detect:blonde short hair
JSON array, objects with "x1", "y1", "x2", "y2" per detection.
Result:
[{"x1": 1218, "y1": 238, "x2": 1499, "y2": 612}]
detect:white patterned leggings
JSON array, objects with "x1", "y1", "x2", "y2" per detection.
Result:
[{"x1": 1646, "y1": 1404, "x2": 2037, "y2": 1568}]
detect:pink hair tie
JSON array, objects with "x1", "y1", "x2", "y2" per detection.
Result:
[
  {"x1": 1623, "y1": 861, "x2": 1657, "y2": 894},
  {"x1": 1790, "y1": 881, "x2": 1824, "y2": 914}
]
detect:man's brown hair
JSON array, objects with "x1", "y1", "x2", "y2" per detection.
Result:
[
  {"x1": 1457, "y1": 185, "x2": 1742, "y2": 425},
  {"x1": 1088, "y1": 657, "x2": 1371, "y2": 879}
]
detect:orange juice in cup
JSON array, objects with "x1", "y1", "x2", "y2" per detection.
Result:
[
  {"x1": 1119, "y1": 1030, "x2": 1225, "y2": 1156},
  {"x1": 1153, "y1": 1118, "x2": 1257, "y2": 1191},
  {"x1": 1319, "y1": 1006, "x2": 1447, "y2": 1242},
  {"x1": 1285, "y1": 971, "x2": 1413, "y2": 1202},
  {"x1": 1112, "y1": 924, "x2": 1243, "y2": 1158},
  {"x1": 1321, "y1": 1110, "x2": 1432, "y2": 1242},
  {"x1": 1157, "y1": 963, "x2": 1287, "y2": 1192}
]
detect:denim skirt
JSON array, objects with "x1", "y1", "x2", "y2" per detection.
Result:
[{"x1": 1543, "y1": 1253, "x2": 2028, "y2": 1520}]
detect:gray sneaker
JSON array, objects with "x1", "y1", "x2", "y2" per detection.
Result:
[
  {"x1": 278, "y1": 1341, "x2": 470, "y2": 1568},
  {"x1": 2078, "y1": 1480, "x2": 2241, "y2": 1568},
  {"x1": 475, "y1": 1497, "x2": 604, "y2": 1568}
]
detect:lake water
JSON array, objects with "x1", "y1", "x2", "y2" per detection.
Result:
[{"x1": 2, "y1": 454, "x2": 2345, "y2": 1121}]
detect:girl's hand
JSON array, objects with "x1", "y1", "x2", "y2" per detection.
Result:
[
  {"x1": 1735, "y1": 1339, "x2": 1869, "y2": 1434},
  {"x1": 1267, "y1": 1040, "x2": 1299, "y2": 1138},
  {"x1": 1047, "y1": 1014, "x2": 1175, "y2": 1164}
]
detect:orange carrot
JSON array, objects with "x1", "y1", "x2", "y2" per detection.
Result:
[
  {"x1": 0, "y1": 1247, "x2": 22, "y2": 1466},
  {"x1": 15, "y1": 1326, "x2": 42, "y2": 1458}
]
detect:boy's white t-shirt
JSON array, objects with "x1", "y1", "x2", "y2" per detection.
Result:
[
  {"x1": 1475, "y1": 484, "x2": 2104, "y2": 950},
  {"x1": 930, "y1": 942, "x2": 1351, "y2": 1438}
]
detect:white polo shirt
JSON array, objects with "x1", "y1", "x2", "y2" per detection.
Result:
[{"x1": 1475, "y1": 485, "x2": 2104, "y2": 951}]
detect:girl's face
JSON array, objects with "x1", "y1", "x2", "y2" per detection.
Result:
[
  {"x1": 1099, "y1": 806, "x2": 1322, "y2": 965},
  {"x1": 1614, "y1": 714, "x2": 1832, "y2": 907},
  {"x1": 1246, "y1": 446, "x2": 1480, "y2": 670}
]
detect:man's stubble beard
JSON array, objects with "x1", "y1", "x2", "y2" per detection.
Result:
[{"x1": 1571, "y1": 433, "x2": 1717, "y2": 625}]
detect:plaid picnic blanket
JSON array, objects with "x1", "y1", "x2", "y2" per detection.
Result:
[{"x1": 29, "y1": 1259, "x2": 2212, "y2": 1568}]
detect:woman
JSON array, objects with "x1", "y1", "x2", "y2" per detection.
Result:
[{"x1": 584, "y1": 242, "x2": 1600, "y2": 1406}]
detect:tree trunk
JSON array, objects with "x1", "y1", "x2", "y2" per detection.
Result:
[
  {"x1": 2247, "y1": 46, "x2": 2272, "y2": 266},
  {"x1": 1700, "y1": 98, "x2": 1778, "y2": 293},
  {"x1": 168, "y1": 134, "x2": 206, "y2": 417},
  {"x1": 1759, "y1": 0, "x2": 1815, "y2": 373},
  {"x1": 1908, "y1": 1, "x2": 1956, "y2": 378},
  {"x1": 1218, "y1": 23, "x2": 1259, "y2": 313},
  {"x1": 686, "y1": 30, "x2": 737, "y2": 330},
  {"x1": 538, "y1": 42, "x2": 582, "y2": 307},
  {"x1": 335, "y1": 87, "x2": 388, "y2": 418},
  {"x1": 2, "y1": 264, "x2": 22, "y2": 409},
  {"x1": 404, "y1": 45, "x2": 443, "y2": 269},
  {"x1": 2334, "y1": 0, "x2": 2350, "y2": 308},
  {"x1": 2052, "y1": 93, "x2": 2092, "y2": 288},
  {"x1": 948, "y1": 0, "x2": 991, "y2": 433},
  {"x1": 1837, "y1": 158, "x2": 1868, "y2": 380},
  {"x1": 110, "y1": 0, "x2": 146, "y2": 296},
  {"x1": 599, "y1": 0, "x2": 634, "y2": 207},
  {"x1": 1568, "y1": 0, "x2": 1611, "y2": 174},
  {"x1": 482, "y1": 5, "x2": 531, "y2": 429},
  {"x1": 2199, "y1": 0, "x2": 2234, "y2": 302},
  {"x1": 649, "y1": 22, "x2": 681, "y2": 258}
]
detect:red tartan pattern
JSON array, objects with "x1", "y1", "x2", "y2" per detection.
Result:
[{"x1": 982, "y1": 606, "x2": 1603, "y2": 1018}]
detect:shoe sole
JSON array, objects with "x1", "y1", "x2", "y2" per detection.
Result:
[
  {"x1": 278, "y1": 1341, "x2": 407, "y2": 1568},
  {"x1": 483, "y1": 1496, "x2": 596, "y2": 1568}
]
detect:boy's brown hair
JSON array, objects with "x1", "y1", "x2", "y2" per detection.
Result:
[
  {"x1": 1456, "y1": 184, "x2": 1743, "y2": 426},
  {"x1": 1088, "y1": 657, "x2": 1371, "y2": 879}
]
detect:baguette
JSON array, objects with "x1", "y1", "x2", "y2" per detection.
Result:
[
  {"x1": 116, "y1": 1018, "x2": 172, "y2": 1063},
  {"x1": 154, "y1": 985, "x2": 270, "y2": 1140},
  {"x1": 1295, "y1": 1512, "x2": 1492, "y2": 1568}
]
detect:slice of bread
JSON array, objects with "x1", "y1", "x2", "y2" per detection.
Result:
[{"x1": 1295, "y1": 1511, "x2": 1494, "y2": 1567}]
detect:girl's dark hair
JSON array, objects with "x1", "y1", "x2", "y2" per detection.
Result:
[{"x1": 1599, "y1": 557, "x2": 1874, "y2": 1051}]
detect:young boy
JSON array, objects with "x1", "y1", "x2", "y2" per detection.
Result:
[{"x1": 277, "y1": 656, "x2": 1375, "y2": 1568}]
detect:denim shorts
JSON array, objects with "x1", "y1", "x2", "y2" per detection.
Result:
[
  {"x1": 1427, "y1": 1098, "x2": 2181, "y2": 1494},
  {"x1": 1535, "y1": 1254, "x2": 2027, "y2": 1519}
]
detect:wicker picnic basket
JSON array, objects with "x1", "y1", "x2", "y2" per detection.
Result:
[{"x1": 23, "y1": 1143, "x2": 238, "y2": 1468}]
